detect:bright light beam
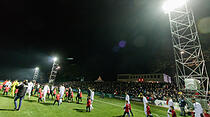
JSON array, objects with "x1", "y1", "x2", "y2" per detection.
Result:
[
  {"x1": 162, "y1": 0, "x2": 187, "y2": 13},
  {"x1": 53, "y1": 57, "x2": 58, "y2": 62}
]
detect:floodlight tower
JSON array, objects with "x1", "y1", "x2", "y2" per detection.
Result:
[
  {"x1": 163, "y1": 0, "x2": 209, "y2": 99},
  {"x1": 49, "y1": 57, "x2": 60, "y2": 84},
  {"x1": 33, "y1": 67, "x2": 39, "y2": 81}
]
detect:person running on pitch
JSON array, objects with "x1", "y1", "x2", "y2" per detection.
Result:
[
  {"x1": 50, "y1": 85, "x2": 55, "y2": 99},
  {"x1": 30, "y1": 81, "x2": 34, "y2": 96},
  {"x1": 192, "y1": 98, "x2": 204, "y2": 117},
  {"x1": 53, "y1": 93, "x2": 61, "y2": 106},
  {"x1": 125, "y1": 92, "x2": 130, "y2": 104},
  {"x1": 171, "y1": 106, "x2": 177, "y2": 117},
  {"x1": 38, "y1": 86, "x2": 42, "y2": 96},
  {"x1": 43, "y1": 83, "x2": 50, "y2": 102},
  {"x1": 14, "y1": 80, "x2": 28, "y2": 111},
  {"x1": 3, "y1": 85, "x2": 10, "y2": 96},
  {"x1": 141, "y1": 94, "x2": 148, "y2": 116},
  {"x1": 59, "y1": 84, "x2": 65, "y2": 104},
  {"x1": 125, "y1": 92, "x2": 133, "y2": 116},
  {"x1": 129, "y1": 102, "x2": 134, "y2": 117},
  {"x1": 90, "y1": 88, "x2": 95, "y2": 110},
  {"x1": 65, "y1": 89, "x2": 69, "y2": 102},
  {"x1": 122, "y1": 100, "x2": 130, "y2": 117},
  {"x1": 146, "y1": 103, "x2": 153, "y2": 117},
  {"x1": 167, "y1": 96, "x2": 174, "y2": 117},
  {"x1": 38, "y1": 90, "x2": 43, "y2": 103},
  {"x1": 47, "y1": 89, "x2": 51, "y2": 99},
  {"x1": 68, "y1": 87, "x2": 73, "y2": 102},
  {"x1": 76, "y1": 87, "x2": 81, "y2": 103},
  {"x1": 86, "y1": 96, "x2": 91, "y2": 112},
  {"x1": 79, "y1": 89, "x2": 83, "y2": 102},
  {"x1": 52, "y1": 87, "x2": 57, "y2": 99},
  {"x1": 34, "y1": 83, "x2": 40, "y2": 96},
  {"x1": 87, "y1": 87, "x2": 91, "y2": 97},
  {"x1": 25, "y1": 81, "x2": 33, "y2": 99}
]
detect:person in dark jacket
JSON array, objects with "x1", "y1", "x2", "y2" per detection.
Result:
[
  {"x1": 179, "y1": 96, "x2": 186, "y2": 116},
  {"x1": 14, "y1": 80, "x2": 28, "y2": 111},
  {"x1": 87, "y1": 87, "x2": 91, "y2": 97}
]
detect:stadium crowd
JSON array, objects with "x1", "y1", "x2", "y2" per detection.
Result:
[{"x1": 59, "y1": 81, "x2": 180, "y2": 102}]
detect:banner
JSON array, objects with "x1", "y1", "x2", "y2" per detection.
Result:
[{"x1": 154, "y1": 100, "x2": 180, "y2": 110}]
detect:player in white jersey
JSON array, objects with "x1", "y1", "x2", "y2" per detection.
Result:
[
  {"x1": 125, "y1": 92, "x2": 134, "y2": 116},
  {"x1": 90, "y1": 89, "x2": 95, "y2": 110},
  {"x1": 125, "y1": 92, "x2": 130, "y2": 104},
  {"x1": 26, "y1": 81, "x2": 34, "y2": 99},
  {"x1": 5, "y1": 80, "x2": 12, "y2": 88},
  {"x1": 167, "y1": 97, "x2": 174, "y2": 117},
  {"x1": 141, "y1": 94, "x2": 148, "y2": 116},
  {"x1": 43, "y1": 84, "x2": 50, "y2": 102},
  {"x1": 59, "y1": 84, "x2": 65, "y2": 104},
  {"x1": 192, "y1": 98, "x2": 204, "y2": 117}
]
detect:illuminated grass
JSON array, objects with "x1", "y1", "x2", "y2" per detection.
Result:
[{"x1": 0, "y1": 91, "x2": 186, "y2": 117}]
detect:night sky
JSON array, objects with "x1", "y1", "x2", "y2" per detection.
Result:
[{"x1": 0, "y1": 0, "x2": 210, "y2": 81}]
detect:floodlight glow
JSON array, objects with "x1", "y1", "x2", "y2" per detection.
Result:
[
  {"x1": 53, "y1": 57, "x2": 58, "y2": 62},
  {"x1": 56, "y1": 66, "x2": 61, "y2": 70},
  {"x1": 162, "y1": 0, "x2": 187, "y2": 13},
  {"x1": 35, "y1": 67, "x2": 39, "y2": 71}
]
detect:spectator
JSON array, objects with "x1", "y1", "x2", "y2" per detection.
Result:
[
  {"x1": 179, "y1": 95, "x2": 186, "y2": 116},
  {"x1": 14, "y1": 80, "x2": 28, "y2": 111}
]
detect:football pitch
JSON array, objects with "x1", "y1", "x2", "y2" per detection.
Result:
[{"x1": 0, "y1": 91, "x2": 185, "y2": 117}]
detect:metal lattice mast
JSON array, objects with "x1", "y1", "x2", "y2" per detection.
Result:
[
  {"x1": 49, "y1": 57, "x2": 60, "y2": 84},
  {"x1": 167, "y1": 0, "x2": 209, "y2": 98},
  {"x1": 33, "y1": 67, "x2": 39, "y2": 81}
]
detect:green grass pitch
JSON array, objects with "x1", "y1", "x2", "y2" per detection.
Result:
[{"x1": 0, "y1": 90, "x2": 189, "y2": 117}]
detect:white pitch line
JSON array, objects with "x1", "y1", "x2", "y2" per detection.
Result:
[{"x1": 94, "y1": 99, "x2": 160, "y2": 117}]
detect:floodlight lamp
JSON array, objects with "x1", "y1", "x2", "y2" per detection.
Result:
[
  {"x1": 35, "y1": 67, "x2": 39, "y2": 71},
  {"x1": 53, "y1": 57, "x2": 58, "y2": 62},
  {"x1": 56, "y1": 66, "x2": 61, "y2": 70},
  {"x1": 162, "y1": 0, "x2": 187, "y2": 13}
]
